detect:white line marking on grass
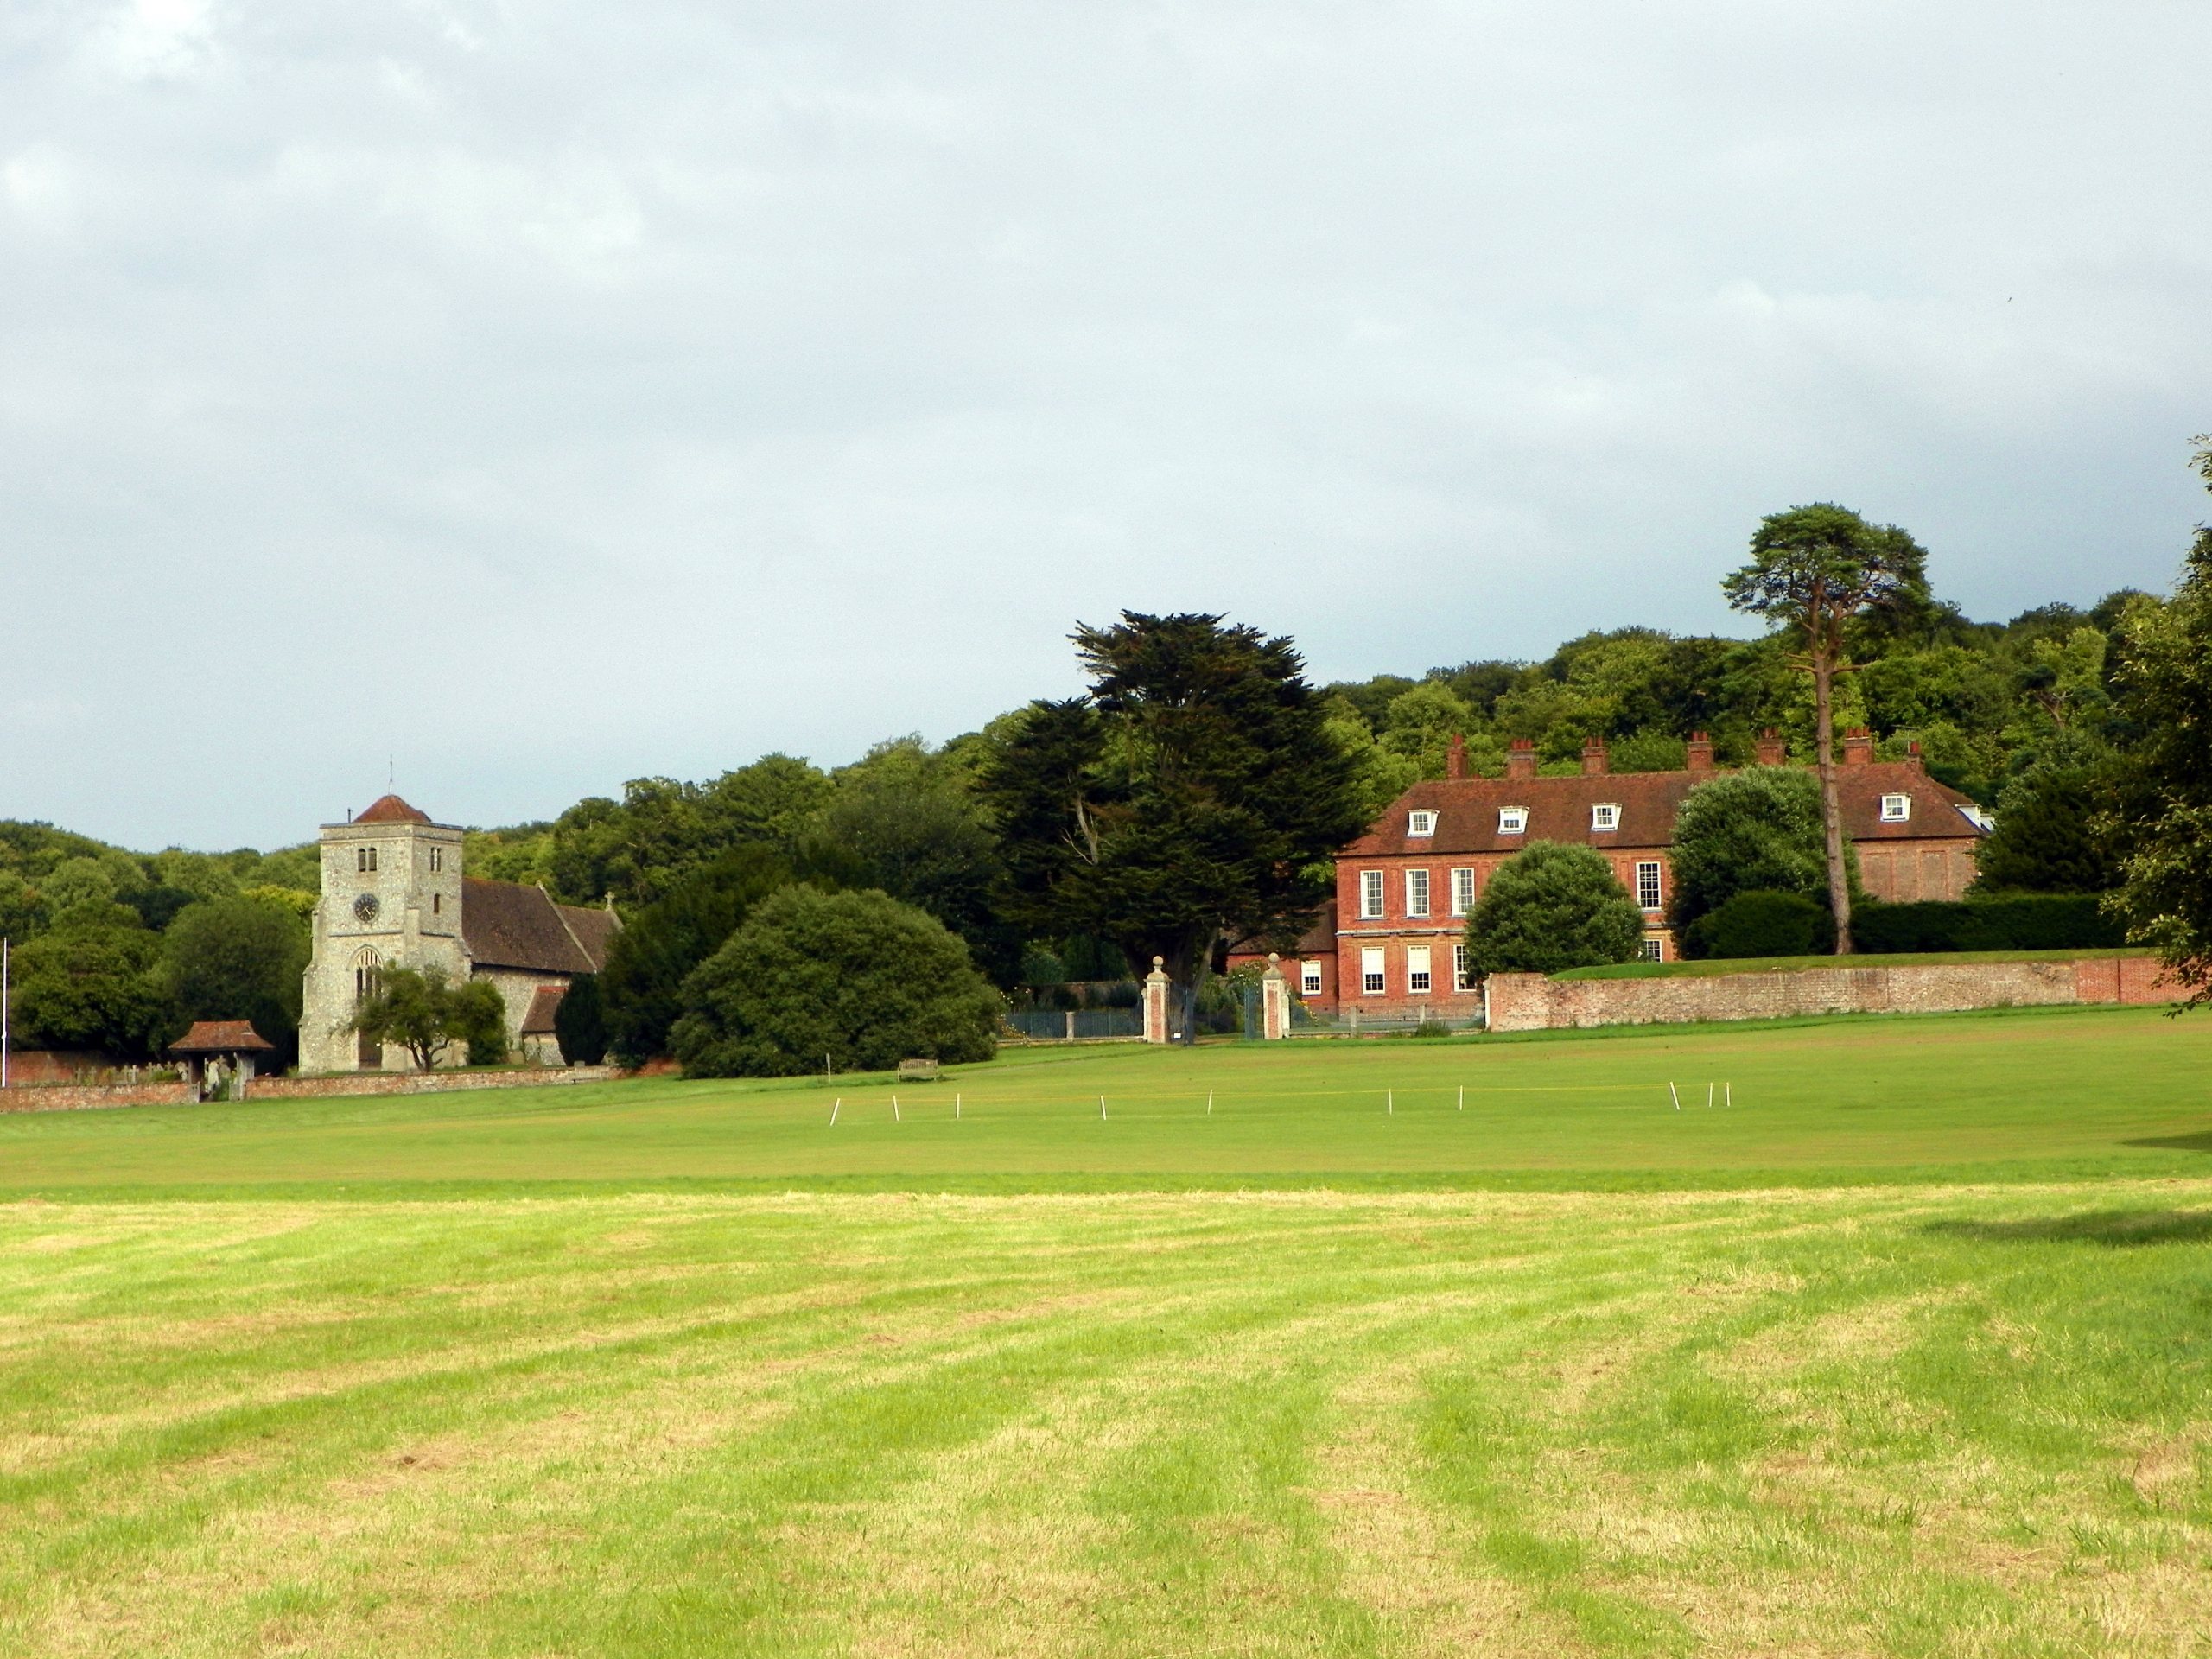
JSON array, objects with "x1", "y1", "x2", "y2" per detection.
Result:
[
  {"x1": 1669, "y1": 1082, "x2": 1681, "y2": 1111},
  {"x1": 1100, "y1": 1095, "x2": 1107, "y2": 1120},
  {"x1": 830, "y1": 1097, "x2": 840, "y2": 1125},
  {"x1": 1458, "y1": 1084, "x2": 1464, "y2": 1111},
  {"x1": 956, "y1": 1093, "x2": 962, "y2": 1120},
  {"x1": 1388, "y1": 1089, "x2": 1394, "y2": 1115},
  {"x1": 1707, "y1": 1083, "x2": 1713, "y2": 1109}
]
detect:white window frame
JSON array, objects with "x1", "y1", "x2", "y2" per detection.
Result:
[
  {"x1": 1498, "y1": 807, "x2": 1528, "y2": 835},
  {"x1": 1407, "y1": 810, "x2": 1436, "y2": 838},
  {"x1": 1405, "y1": 868, "x2": 1430, "y2": 918},
  {"x1": 1450, "y1": 867, "x2": 1476, "y2": 917},
  {"x1": 1881, "y1": 793, "x2": 1911, "y2": 822},
  {"x1": 1640, "y1": 938, "x2": 1664, "y2": 963},
  {"x1": 1452, "y1": 942, "x2": 1473, "y2": 992},
  {"x1": 1360, "y1": 869, "x2": 1385, "y2": 918},
  {"x1": 1407, "y1": 946, "x2": 1433, "y2": 995},
  {"x1": 1361, "y1": 947, "x2": 1385, "y2": 995},
  {"x1": 1300, "y1": 960, "x2": 1323, "y2": 996},
  {"x1": 1592, "y1": 803, "x2": 1620, "y2": 832},
  {"x1": 1636, "y1": 861, "x2": 1662, "y2": 912}
]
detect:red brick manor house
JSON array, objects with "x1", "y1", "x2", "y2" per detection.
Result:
[{"x1": 1243, "y1": 729, "x2": 1989, "y2": 1019}]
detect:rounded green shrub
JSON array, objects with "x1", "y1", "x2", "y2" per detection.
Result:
[
  {"x1": 1680, "y1": 890, "x2": 1834, "y2": 959},
  {"x1": 1464, "y1": 842, "x2": 1645, "y2": 976},
  {"x1": 671, "y1": 886, "x2": 1001, "y2": 1077}
]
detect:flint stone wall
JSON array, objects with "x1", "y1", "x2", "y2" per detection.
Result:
[{"x1": 0, "y1": 1065, "x2": 618, "y2": 1114}]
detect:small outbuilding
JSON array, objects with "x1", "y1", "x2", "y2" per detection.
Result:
[{"x1": 168, "y1": 1020, "x2": 277, "y2": 1101}]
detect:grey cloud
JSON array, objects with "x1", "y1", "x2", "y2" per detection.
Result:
[{"x1": 3, "y1": 0, "x2": 2208, "y2": 848}]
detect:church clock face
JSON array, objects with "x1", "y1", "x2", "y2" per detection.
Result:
[{"x1": 353, "y1": 893, "x2": 381, "y2": 924}]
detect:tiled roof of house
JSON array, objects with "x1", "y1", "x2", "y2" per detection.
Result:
[
  {"x1": 354, "y1": 794, "x2": 432, "y2": 824},
  {"x1": 520, "y1": 984, "x2": 567, "y2": 1035},
  {"x1": 1347, "y1": 760, "x2": 1986, "y2": 858},
  {"x1": 168, "y1": 1020, "x2": 276, "y2": 1053},
  {"x1": 1229, "y1": 907, "x2": 1337, "y2": 959}
]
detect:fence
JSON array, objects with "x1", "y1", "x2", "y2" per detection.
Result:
[{"x1": 1002, "y1": 1008, "x2": 1145, "y2": 1041}]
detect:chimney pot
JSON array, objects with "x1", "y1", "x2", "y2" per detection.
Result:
[
  {"x1": 1755, "y1": 728, "x2": 1788, "y2": 766},
  {"x1": 1685, "y1": 731, "x2": 1715, "y2": 772},
  {"x1": 1580, "y1": 736, "x2": 1609, "y2": 776},
  {"x1": 1445, "y1": 732, "x2": 1467, "y2": 781},
  {"x1": 1505, "y1": 737, "x2": 1538, "y2": 781}
]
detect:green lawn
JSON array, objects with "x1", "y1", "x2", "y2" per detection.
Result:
[
  {"x1": 3, "y1": 1005, "x2": 2209, "y2": 1195},
  {"x1": 5, "y1": 1007, "x2": 2211, "y2": 1656}
]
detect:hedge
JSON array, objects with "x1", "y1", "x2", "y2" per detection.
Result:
[{"x1": 1853, "y1": 893, "x2": 2126, "y2": 954}]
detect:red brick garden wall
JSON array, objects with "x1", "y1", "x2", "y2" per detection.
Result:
[{"x1": 1485, "y1": 957, "x2": 2177, "y2": 1033}]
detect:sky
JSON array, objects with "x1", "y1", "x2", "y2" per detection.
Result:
[{"x1": 3, "y1": 1, "x2": 2209, "y2": 852}]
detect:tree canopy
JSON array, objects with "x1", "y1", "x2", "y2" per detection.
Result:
[
  {"x1": 979, "y1": 612, "x2": 1367, "y2": 1039},
  {"x1": 160, "y1": 895, "x2": 311, "y2": 1065},
  {"x1": 670, "y1": 887, "x2": 1000, "y2": 1077},
  {"x1": 2104, "y1": 439, "x2": 2212, "y2": 1006},
  {"x1": 595, "y1": 846, "x2": 803, "y2": 1066},
  {"x1": 1667, "y1": 766, "x2": 1855, "y2": 936},
  {"x1": 353, "y1": 966, "x2": 509, "y2": 1070}
]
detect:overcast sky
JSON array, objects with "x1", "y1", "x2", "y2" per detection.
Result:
[{"x1": 3, "y1": 1, "x2": 2209, "y2": 852}]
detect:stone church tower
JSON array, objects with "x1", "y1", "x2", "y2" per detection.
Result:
[{"x1": 298, "y1": 794, "x2": 619, "y2": 1074}]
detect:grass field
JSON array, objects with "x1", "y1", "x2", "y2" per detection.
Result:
[{"x1": 5, "y1": 1007, "x2": 2212, "y2": 1656}]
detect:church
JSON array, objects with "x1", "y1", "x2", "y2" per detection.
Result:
[{"x1": 297, "y1": 795, "x2": 620, "y2": 1073}]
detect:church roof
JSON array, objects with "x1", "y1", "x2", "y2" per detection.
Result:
[
  {"x1": 355, "y1": 794, "x2": 432, "y2": 824},
  {"x1": 556, "y1": 902, "x2": 622, "y2": 970},
  {"x1": 520, "y1": 984, "x2": 567, "y2": 1035},
  {"x1": 461, "y1": 878, "x2": 620, "y2": 975}
]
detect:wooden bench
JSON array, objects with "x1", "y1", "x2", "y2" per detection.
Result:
[{"x1": 896, "y1": 1058, "x2": 941, "y2": 1083}]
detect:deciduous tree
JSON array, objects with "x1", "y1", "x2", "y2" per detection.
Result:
[
  {"x1": 2105, "y1": 439, "x2": 2212, "y2": 1007},
  {"x1": 353, "y1": 966, "x2": 509, "y2": 1070},
  {"x1": 1667, "y1": 766, "x2": 1855, "y2": 936}
]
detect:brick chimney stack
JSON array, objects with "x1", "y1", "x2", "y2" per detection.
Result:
[
  {"x1": 1580, "y1": 736, "x2": 1609, "y2": 776},
  {"x1": 1445, "y1": 733, "x2": 1467, "y2": 780},
  {"x1": 1505, "y1": 737, "x2": 1538, "y2": 781},
  {"x1": 1686, "y1": 731, "x2": 1714, "y2": 772},
  {"x1": 1755, "y1": 728, "x2": 1787, "y2": 766},
  {"x1": 1842, "y1": 727, "x2": 1873, "y2": 766}
]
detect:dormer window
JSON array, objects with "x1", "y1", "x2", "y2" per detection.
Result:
[
  {"x1": 1498, "y1": 807, "x2": 1528, "y2": 835},
  {"x1": 1880, "y1": 793, "x2": 1911, "y2": 823},
  {"x1": 1592, "y1": 803, "x2": 1620, "y2": 832},
  {"x1": 1407, "y1": 810, "x2": 1436, "y2": 838}
]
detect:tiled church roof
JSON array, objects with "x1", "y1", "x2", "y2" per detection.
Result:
[
  {"x1": 461, "y1": 879, "x2": 620, "y2": 974},
  {"x1": 520, "y1": 984, "x2": 567, "y2": 1035},
  {"x1": 354, "y1": 793, "x2": 432, "y2": 824}
]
